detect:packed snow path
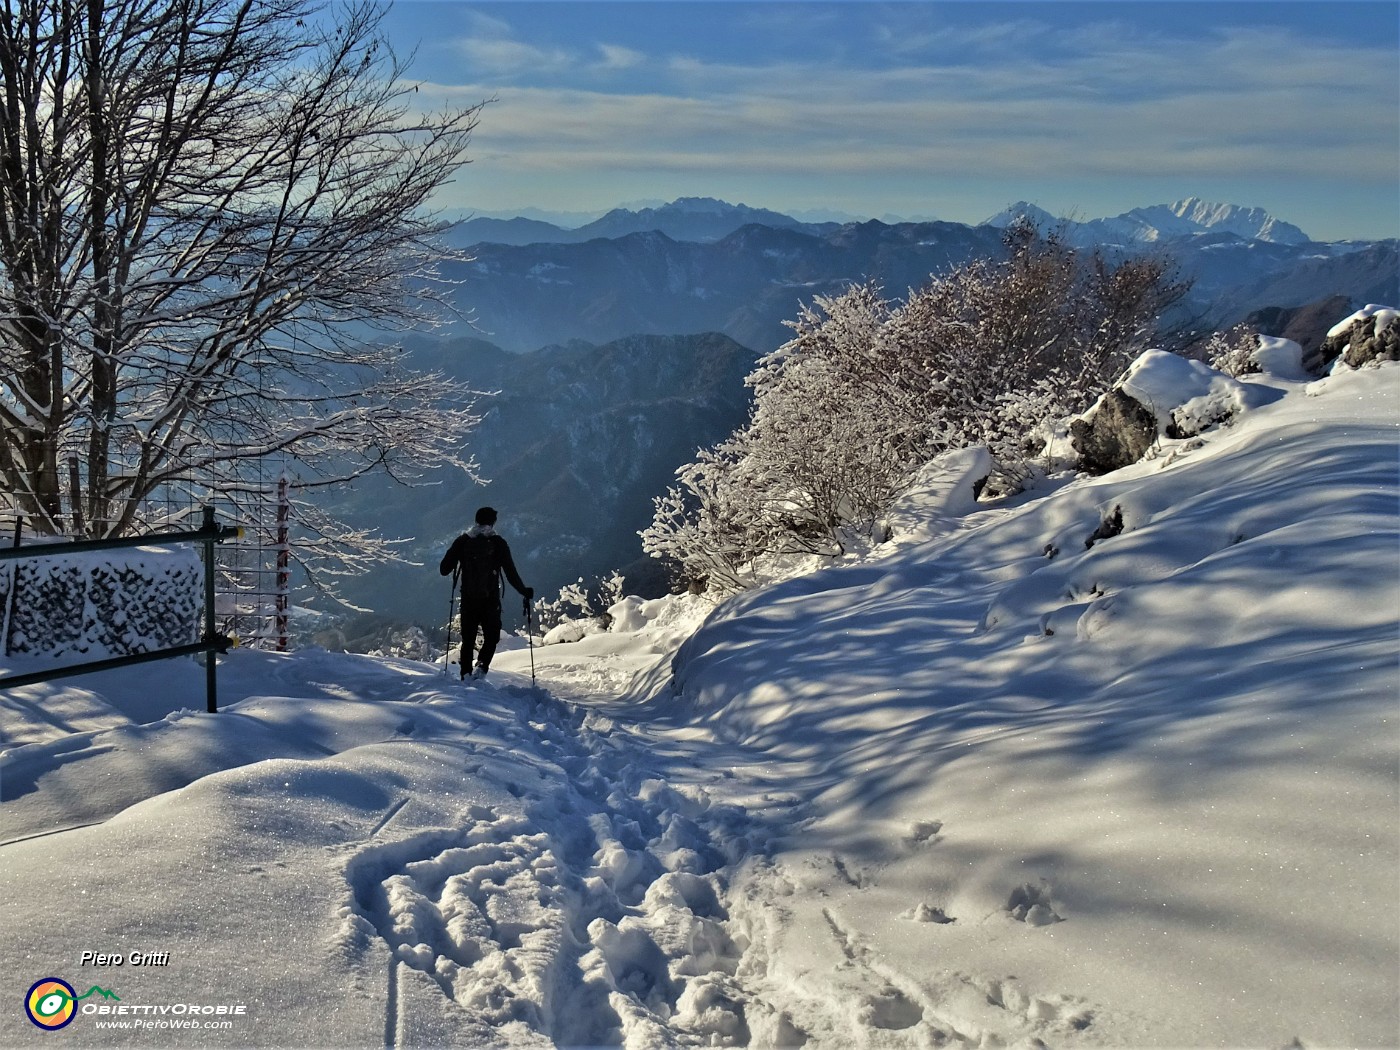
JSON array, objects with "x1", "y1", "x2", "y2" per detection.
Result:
[
  {"x1": 1, "y1": 658, "x2": 785, "y2": 1049},
  {"x1": 335, "y1": 681, "x2": 768, "y2": 1050},
  {"x1": 1, "y1": 655, "x2": 1104, "y2": 1049}
]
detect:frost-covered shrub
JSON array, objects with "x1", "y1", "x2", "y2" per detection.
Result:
[
  {"x1": 1204, "y1": 324, "x2": 1262, "y2": 377},
  {"x1": 644, "y1": 221, "x2": 1190, "y2": 593},
  {"x1": 533, "y1": 570, "x2": 626, "y2": 635}
]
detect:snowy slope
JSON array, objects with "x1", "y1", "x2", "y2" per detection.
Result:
[
  {"x1": 1, "y1": 359, "x2": 1396, "y2": 1049},
  {"x1": 647, "y1": 362, "x2": 1398, "y2": 1047}
]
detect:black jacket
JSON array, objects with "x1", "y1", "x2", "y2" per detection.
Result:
[{"x1": 439, "y1": 529, "x2": 529, "y2": 603}]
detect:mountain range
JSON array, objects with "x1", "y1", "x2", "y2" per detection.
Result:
[
  {"x1": 982, "y1": 197, "x2": 1312, "y2": 245},
  {"x1": 448, "y1": 195, "x2": 1323, "y2": 249},
  {"x1": 444, "y1": 197, "x2": 834, "y2": 249},
  {"x1": 317, "y1": 196, "x2": 1397, "y2": 647},
  {"x1": 437, "y1": 198, "x2": 1396, "y2": 356}
]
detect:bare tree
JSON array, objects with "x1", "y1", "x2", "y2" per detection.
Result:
[{"x1": 0, "y1": 0, "x2": 485, "y2": 584}]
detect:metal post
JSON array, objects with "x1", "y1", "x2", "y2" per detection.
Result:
[
  {"x1": 202, "y1": 506, "x2": 219, "y2": 713},
  {"x1": 444, "y1": 566, "x2": 458, "y2": 677},
  {"x1": 275, "y1": 476, "x2": 290, "y2": 652},
  {"x1": 67, "y1": 457, "x2": 84, "y2": 537},
  {"x1": 525, "y1": 597, "x2": 536, "y2": 687}
]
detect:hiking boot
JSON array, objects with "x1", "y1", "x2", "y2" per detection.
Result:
[{"x1": 471, "y1": 664, "x2": 488, "y2": 681}]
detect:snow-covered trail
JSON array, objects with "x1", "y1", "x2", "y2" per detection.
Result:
[
  {"x1": 334, "y1": 678, "x2": 768, "y2": 1050},
  {"x1": 0, "y1": 650, "x2": 811, "y2": 1049}
]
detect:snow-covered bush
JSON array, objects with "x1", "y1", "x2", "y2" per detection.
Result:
[
  {"x1": 367, "y1": 625, "x2": 430, "y2": 660},
  {"x1": 1203, "y1": 324, "x2": 1262, "y2": 377},
  {"x1": 644, "y1": 221, "x2": 1190, "y2": 593},
  {"x1": 533, "y1": 570, "x2": 626, "y2": 639}
]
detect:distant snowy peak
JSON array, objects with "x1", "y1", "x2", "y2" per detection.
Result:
[
  {"x1": 983, "y1": 197, "x2": 1311, "y2": 245},
  {"x1": 597, "y1": 197, "x2": 789, "y2": 225},
  {"x1": 1113, "y1": 198, "x2": 1311, "y2": 245},
  {"x1": 980, "y1": 201, "x2": 1060, "y2": 230},
  {"x1": 660, "y1": 196, "x2": 770, "y2": 217}
]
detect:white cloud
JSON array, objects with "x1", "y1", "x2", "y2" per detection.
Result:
[
  {"x1": 421, "y1": 18, "x2": 1396, "y2": 187},
  {"x1": 869, "y1": 16, "x2": 1051, "y2": 58},
  {"x1": 444, "y1": 23, "x2": 654, "y2": 81},
  {"x1": 455, "y1": 36, "x2": 573, "y2": 75},
  {"x1": 463, "y1": 10, "x2": 514, "y2": 39},
  {"x1": 447, "y1": 10, "x2": 574, "y2": 77},
  {"x1": 595, "y1": 43, "x2": 645, "y2": 71}
]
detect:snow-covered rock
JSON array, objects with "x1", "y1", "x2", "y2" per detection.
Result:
[
  {"x1": 1067, "y1": 386, "x2": 1160, "y2": 475},
  {"x1": 1253, "y1": 334, "x2": 1309, "y2": 380},
  {"x1": 1318, "y1": 303, "x2": 1400, "y2": 371},
  {"x1": 884, "y1": 446, "x2": 993, "y2": 543},
  {"x1": 542, "y1": 617, "x2": 600, "y2": 645},
  {"x1": 1071, "y1": 350, "x2": 1268, "y2": 473}
]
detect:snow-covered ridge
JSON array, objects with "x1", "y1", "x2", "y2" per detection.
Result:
[
  {"x1": 984, "y1": 196, "x2": 1312, "y2": 244},
  {"x1": 643, "y1": 354, "x2": 1396, "y2": 1044}
]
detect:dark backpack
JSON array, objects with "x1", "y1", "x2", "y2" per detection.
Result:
[{"x1": 457, "y1": 533, "x2": 499, "y2": 598}]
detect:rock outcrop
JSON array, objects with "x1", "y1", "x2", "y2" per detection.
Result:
[
  {"x1": 1071, "y1": 350, "x2": 1263, "y2": 475},
  {"x1": 1246, "y1": 294, "x2": 1352, "y2": 375},
  {"x1": 1317, "y1": 306, "x2": 1400, "y2": 371},
  {"x1": 1069, "y1": 389, "x2": 1159, "y2": 475}
]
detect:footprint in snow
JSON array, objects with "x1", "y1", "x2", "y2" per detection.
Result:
[
  {"x1": 858, "y1": 985, "x2": 923, "y2": 1031},
  {"x1": 982, "y1": 976, "x2": 1093, "y2": 1031},
  {"x1": 900, "y1": 901, "x2": 954, "y2": 924},
  {"x1": 1007, "y1": 882, "x2": 1062, "y2": 926},
  {"x1": 904, "y1": 819, "x2": 943, "y2": 846}
]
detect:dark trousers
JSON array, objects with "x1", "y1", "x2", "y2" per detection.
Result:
[{"x1": 460, "y1": 594, "x2": 503, "y2": 674}]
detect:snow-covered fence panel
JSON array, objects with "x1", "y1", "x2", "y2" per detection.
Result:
[
  {"x1": 90, "y1": 558, "x2": 203, "y2": 655},
  {"x1": 3, "y1": 558, "x2": 88, "y2": 658},
  {"x1": 0, "y1": 510, "x2": 242, "y2": 712},
  {"x1": 0, "y1": 549, "x2": 202, "y2": 661}
]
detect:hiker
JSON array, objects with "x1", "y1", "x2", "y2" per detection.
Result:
[{"x1": 439, "y1": 507, "x2": 533, "y2": 680}]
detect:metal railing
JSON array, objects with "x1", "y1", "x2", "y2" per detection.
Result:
[{"x1": 0, "y1": 508, "x2": 242, "y2": 712}]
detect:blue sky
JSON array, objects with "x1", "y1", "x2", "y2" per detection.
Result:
[{"x1": 384, "y1": 1, "x2": 1400, "y2": 240}]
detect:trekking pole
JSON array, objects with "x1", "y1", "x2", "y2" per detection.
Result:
[
  {"x1": 443, "y1": 566, "x2": 459, "y2": 677},
  {"x1": 524, "y1": 595, "x2": 537, "y2": 687}
]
